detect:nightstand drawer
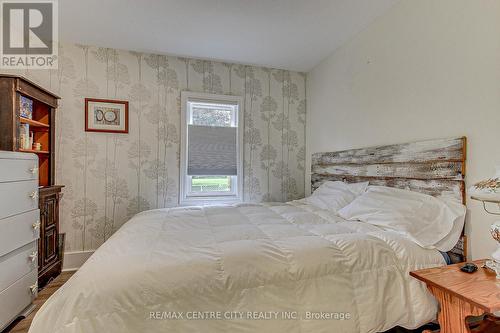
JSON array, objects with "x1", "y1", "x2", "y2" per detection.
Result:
[
  {"x1": 0, "y1": 209, "x2": 40, "y2": 258},
  {"x1": 0, "y1": 158, "x2": 38, "y2": 183},
  {"x1": 0, "y1": 269, "x2": 37, "y2": 330},
  {"x1": 0, "y1": 180, "x2": 38, "y2": 219},
  {"x1": 0, "y1": 242, "x2": 37, "y2": 293}
]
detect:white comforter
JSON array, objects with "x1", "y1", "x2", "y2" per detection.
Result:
[{"x1": 29, "y1": 202, "x2": 445, "y2": 333}]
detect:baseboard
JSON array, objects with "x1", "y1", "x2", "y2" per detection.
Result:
[{"x1": 62, "y1": 250, "x2": 94, "y2": 271}]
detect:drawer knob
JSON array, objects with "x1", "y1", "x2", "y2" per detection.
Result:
[
  {"x1": 29, "y1": 251, "x2": 38, "y2": 262},
  {"x1": 32, "y1": 221, "x2": 40, "y2": 230},
  {"x1": 29, "y1": 166, "x2": 38, "y2": 174},
  {"x1": 29, "y1": 284, "x2": 38, "y2": 295},
  {"x1": 29, "y1": 191, "x2": 38, "y2": 200}
]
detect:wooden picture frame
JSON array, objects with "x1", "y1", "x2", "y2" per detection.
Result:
[{"x1": 85, "y1": 98, "x2": 129, "y2": 133}]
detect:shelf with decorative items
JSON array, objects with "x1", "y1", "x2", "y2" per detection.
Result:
[
  {"x1": 469, "y1": 170, "x2": 500, "y2": 279},
  {"x1": 16, "y1": 96, "x2": 52, "y2": 187}
]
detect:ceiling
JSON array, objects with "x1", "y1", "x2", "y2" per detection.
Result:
[{"x1": 59, "y1": 0, "x2": 399, "y2": 72}]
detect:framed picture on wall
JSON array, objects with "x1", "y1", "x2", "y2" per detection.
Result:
[{"x1": 85, "y1": 98, "x2": 129, "y2": 133}]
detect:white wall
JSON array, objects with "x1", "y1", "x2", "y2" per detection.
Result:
[{"x1": 307, "y1": 0, "x2": 500, "y2": 260}]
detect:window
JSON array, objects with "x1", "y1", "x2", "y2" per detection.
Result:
[{"x1": 180, "y1": 92, "x2": 243, "y2": 205}]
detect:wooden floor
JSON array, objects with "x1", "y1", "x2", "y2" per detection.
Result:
[{"x1": 2, "y1": 271, "x2": 75, "y2": 333}]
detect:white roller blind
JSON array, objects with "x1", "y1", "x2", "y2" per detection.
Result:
[{"x1": 187, "y1": 125, "x2": 237, "y2": 175}]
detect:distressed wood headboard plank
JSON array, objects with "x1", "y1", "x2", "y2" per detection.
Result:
[
  {"x1": 311, "y1": 137, "x2": 467, "y2": 262},
  {"x1": 312, "y1": 137, "x2": 465, "y2": 165},
  {"x1": 311, "y1": 137, "x2": 467, "y2": 203},
  {"x1": 312, "y1": 161, "x2": 464, "y2": 180}
]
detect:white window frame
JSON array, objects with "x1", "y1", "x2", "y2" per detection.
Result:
[{"x1": 180, "y1": 91, "x2": 244, "y2": 206}]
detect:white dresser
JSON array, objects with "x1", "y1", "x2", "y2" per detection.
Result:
[{"x1": 0, "y1": 151, "x2": 40, "y2": 331}]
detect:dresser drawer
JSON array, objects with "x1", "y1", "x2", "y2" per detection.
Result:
[
  {"x1": 0, "y1": 157, "x2": 38, "y2": 183},
  {"x1": 0, "y1": 270, "x2": 37, "y2": 330},
  {"x1": 0, "y1": 242, "x2": 37, "y2": 293},
  {"x1": 0, "y1": 180, "x2": 38, "y2": 219},
  {"x1": 0, "y1": 210, "x2": 40, "y2": 258}
]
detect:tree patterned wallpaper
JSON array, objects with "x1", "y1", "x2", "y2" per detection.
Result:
[{"x1": 5, "y1": 43, "x2": 307, "y2": 252}]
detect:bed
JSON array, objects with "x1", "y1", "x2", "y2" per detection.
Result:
[{"x1": 28, "y1": 137, "x2": 467, "y2": 333}]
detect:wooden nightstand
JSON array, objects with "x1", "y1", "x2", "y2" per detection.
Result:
[{"x1": 410, "y1": 260, "x2": 500, "y2": 333}]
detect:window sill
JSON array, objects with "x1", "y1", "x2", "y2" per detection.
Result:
[{"x1": 179, "y1": 196, "x2": 242, "y2": 207}]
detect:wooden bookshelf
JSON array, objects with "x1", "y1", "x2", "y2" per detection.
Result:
[
  {"x1": 17, "y1": 99, "x2": 52, "y2": 186},
  {"x1": 0, "y1": 76, "x2": 59, "y2": 187}
]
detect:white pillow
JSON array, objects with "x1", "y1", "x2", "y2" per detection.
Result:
[
  {"x1": 337, "y1": 186, "x2": 466, "y2": 248},
  {"x1": 433, "y1": 195, "x2": 466, "y2": 252},
  {"x1": 305, "y1": 181, "x2": 369, "y2": 212}
]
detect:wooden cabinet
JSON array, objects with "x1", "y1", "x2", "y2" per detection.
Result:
[
  {"x1": 0, "y1": 74, "x2": 63, "y2": 289},
  {"x1": 38, "y1": 186, "x2": 63, "y2": 288}
]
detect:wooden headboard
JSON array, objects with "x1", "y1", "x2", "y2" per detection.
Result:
[{"x1": 311, "y1": 137, "x2": 467, "y2": 262}]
